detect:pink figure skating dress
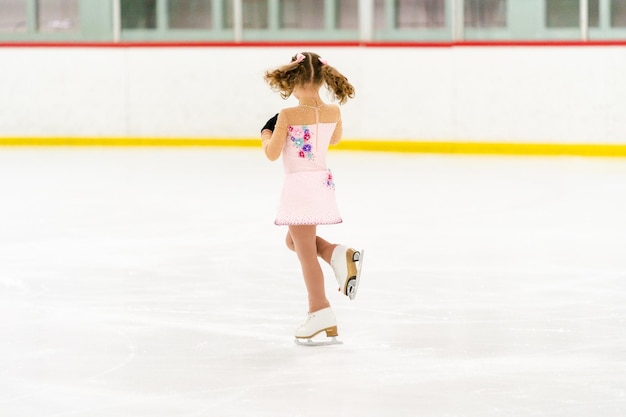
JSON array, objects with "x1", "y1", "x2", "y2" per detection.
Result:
[{"x1": 274, "y1": 117, "x2": 342, "y2": 226}]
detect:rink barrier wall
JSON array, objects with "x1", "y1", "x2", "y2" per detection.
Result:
[
  {"x1": 2, "y1": 41, "x2": 626, "y2": 156},
  {"x1": 2, "y1": 137, "x2": 626, "y2": 157}
]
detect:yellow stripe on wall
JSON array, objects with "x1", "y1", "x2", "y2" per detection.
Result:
[
  {"x1": 2, "y1": 137, "x2": 626, "y2": 157},
  {"x1": 0, "y1": 137, "x2": 261, "y2": 147},
  {"x1": 333, "y1": 140, "x2": 626, "y2": 157}
]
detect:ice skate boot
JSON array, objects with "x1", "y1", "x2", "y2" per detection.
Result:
[
  {"x1": 294, "y1": 307, "x2": 342, "y2": 346},
  {"x1": 330, "y1": 245, "x2": 364, "y2": 300}
]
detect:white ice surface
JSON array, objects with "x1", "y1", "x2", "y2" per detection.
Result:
[{"x1": 0, "y1": 148, "x2": 625, "y2": 417}]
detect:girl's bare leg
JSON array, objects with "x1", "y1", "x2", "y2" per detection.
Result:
[
  {"x1": 288, "y1": 230, "x2": 362, "y2": 300},
  {"x1": 285, "y1": 231, "x2": 337, "y2": 264},
  {"x1": 287, "y1": 225, "x2": 331, "y2": 313}
]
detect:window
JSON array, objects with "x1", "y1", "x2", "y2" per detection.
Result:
[
  {"x1": 224, "y1": 0, "x2": 268, "y2": 29},
  {"x1": 611, "y1": 0, "x2": 626, "y2": 27},
  {"x1": 121, "y1": 0, "x2": 157, "y2": 29},
  {"x1": 546, "y1": 0, "x2": 599, "y2": 28},
  {"x1": 374, "y1": 0, "x2": 386, "y2": 30},
  {"x1": 168, "y1": 0, "x2": 212, "y2": 29},
  {"x1": 465, "y1": 0, "x2": 506, "y2": 28},
  {"x1": 0, "y1": 0, "x2": 27, "y2": 32},
  {"x1": 37, "y1": 0, "x2": 80, "y2": 32},
  {"x1": 337, "y1": 0, "x2": 358, "y2": 29},
  {"x1": 280, "y1": 0, "x2": 325, "y2": 29},
  {"x1": 395, "y1": 0, "x2": 445, "y2": 29}
]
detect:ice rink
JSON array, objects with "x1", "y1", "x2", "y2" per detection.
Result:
[{"x1": 1, "y1": 147, "x2": 625, "y2": 417}]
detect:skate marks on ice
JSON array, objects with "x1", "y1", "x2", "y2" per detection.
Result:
[
  {"x1": 1, "y1": 149, "x2": 626, "y2": 416},
  {"x1": 294, "y1": 335, "x2": 343, "y2": 347}
]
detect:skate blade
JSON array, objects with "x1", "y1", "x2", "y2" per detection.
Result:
[
  {"x1": 347, "y1": 248, "x2": 364, "y2": 301},
  {"x1": 294, "y1": 336, "x2": 343, "y2": 347}
]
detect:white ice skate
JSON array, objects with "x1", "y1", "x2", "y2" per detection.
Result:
[
  {"x1": 294, "y1": 307, "x2": 342, "y2": 346},
  {"x1": 330, "y1": 245, "x2": 364, "y2": 300}
]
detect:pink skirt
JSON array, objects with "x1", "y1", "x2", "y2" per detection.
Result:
[{"x1": 275, "y1": 169, "x2": 342, "y2": 226}]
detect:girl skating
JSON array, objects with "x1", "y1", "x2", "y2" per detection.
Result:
[{"x1": 260, "y1": 52, "x2": 363, "y2": 345}]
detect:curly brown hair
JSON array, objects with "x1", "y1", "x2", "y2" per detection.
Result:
[{"x1": 264, "y1": 52, "x2": 355, "y2": 104}]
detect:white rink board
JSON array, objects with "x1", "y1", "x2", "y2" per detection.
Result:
[{"x1": 1, "y1": 45, "x2": 626, "y2": 143}]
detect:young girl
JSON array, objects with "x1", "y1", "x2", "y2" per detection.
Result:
[{"x1": 260, "y1": 51, "x2": 363, "y2": 344}]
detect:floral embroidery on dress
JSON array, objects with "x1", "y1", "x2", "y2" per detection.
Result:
[
  {"x1": 288, "y1": 125, "x2": 314, "y2": 160},
  {"x1": 324, "y1": 169, "x2": 335, "y2": 190}
]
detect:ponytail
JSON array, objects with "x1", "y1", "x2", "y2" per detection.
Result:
[
  {"x1": 264, "y1": 52, "x2": 355, "y2": 104},
  {"x1": 321, "y1": 64, "x2": 355, "y2": 105}
]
